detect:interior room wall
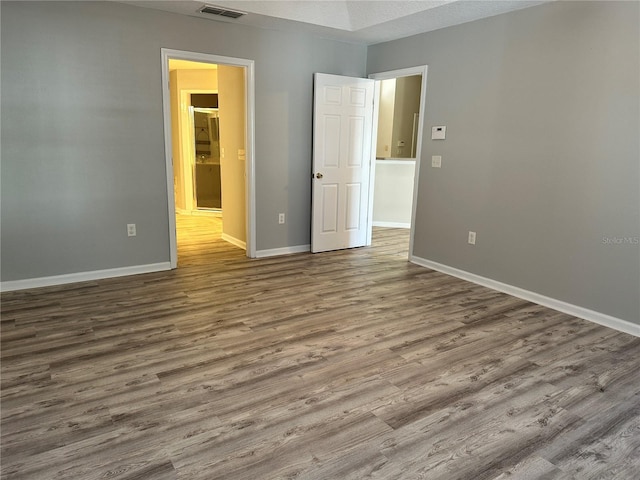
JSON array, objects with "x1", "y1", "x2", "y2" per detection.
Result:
[
  {"x1": 376, "y1": 79, "x2": 396, "y2": 158},
  {"x1": 0, "y1": 1, "x2": 366, "y2": 283},
  {"x1": 391, "y1": 75, "x2": 422, "y2": 158},
  {"x1": 218, "y1": 65, "x2": 246, "y2": 245},
  {"x1": 367, "y1": 0, "x2": 640, "y2": 324},
  {"x1": 170, "y1": 70, "x2": 183, "y2": 211}
]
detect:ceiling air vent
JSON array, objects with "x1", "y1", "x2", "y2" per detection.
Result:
[{"x1": 199, "y1": 4, "x2": 246, "y2": 19}]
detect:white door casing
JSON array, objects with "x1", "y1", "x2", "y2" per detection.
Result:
[
  {"x1": 312, "y1": 73, "x2": 375, "y2": 253},
  {"x1": 161, "y1": 48, "x2": 256, "y2": 265}
]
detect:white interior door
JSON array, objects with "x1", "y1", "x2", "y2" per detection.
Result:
[{"x1": 312, "y1": 73, "x2": 375, "y2": 253}]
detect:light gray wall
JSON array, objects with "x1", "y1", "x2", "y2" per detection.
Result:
[
  {"x1": 368, "y1": 1, "x2": 639, "y2": 324},
  {"x1": 0, "y1": 1, "x2": 366, "y2": 281}
]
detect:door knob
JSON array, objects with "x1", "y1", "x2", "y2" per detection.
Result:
[{"x1": 315, "y1": 173, "x2": 323, "y2": 179}]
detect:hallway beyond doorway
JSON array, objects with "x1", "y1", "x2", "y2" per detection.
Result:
[{"x1": 176, "y1": 213, "x2": 244, "y2": 267}]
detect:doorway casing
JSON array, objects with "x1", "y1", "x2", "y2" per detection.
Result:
[{"x1": 161, "y1": 48, "x2": 256, "y2": 266}]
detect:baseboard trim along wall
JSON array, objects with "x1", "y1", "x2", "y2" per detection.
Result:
[
  {"x1": 0, "y1": 262, "x2": 172, "y2": 292},
  {"x1": 410, "y1": 255, "x2": 640, "y2": 338},
  {"x1": 372, "y1": 221, "x2": 411, "y2": 229},
  {"x1": 255, "y1": 244, "x2": 311, "y2": 258},
  {"x1": 221, "y1": 234, "x2": 246, "y2": 250},
  {"x1": 190, "y1": 209, "x2": 222, "y2": 217}
]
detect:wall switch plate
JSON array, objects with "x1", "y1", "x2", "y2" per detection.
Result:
[
  {"x1": 127, "y1": 224, "x2": 137, "y2": 237},
  {"x1": 468, "y1": 231, "x2": 476, "y2": 245},
  {"x1": 432, "y1": 155, "x2": 442, "y2": 168},
  {"x1": 278, "y1": 213, "x2": 285, "y2": 224},
  {"x1": 432, "y1": 126, "x2": 446, "y2": 140}
]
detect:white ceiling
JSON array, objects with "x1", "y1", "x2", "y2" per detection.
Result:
[{"x1": 125, "y1": 0, "x2": 551, "y2": 45}]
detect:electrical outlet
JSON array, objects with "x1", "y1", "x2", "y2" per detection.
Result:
[
  {"x1": 432, "y1": 155, "x2": 442, "y2": 168},
  {"x1": 468, "y1": 231, "x2": 476, "y2": 245},
  {"x1": 127, "y1": 224, "x2": 137, "y2": 237},
  {"x1": 278, "y1": 213, "x2": 285, "y2": 224}
]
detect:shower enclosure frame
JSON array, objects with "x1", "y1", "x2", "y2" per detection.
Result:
[
  {"x1": 178, "y1": 89, "x2": 220, "y2": 215},
  {"x1": 191, "y1": 105, "x2": 222, "y2": 211}
]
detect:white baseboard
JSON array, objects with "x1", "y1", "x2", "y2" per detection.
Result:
[
  {"x1": 410, "y1": 255, "x2": 640, "y2": 338},
  {"x1": 373, "y1": 221, "x2": 411, "y2": 229},
  {"x1": 175, "y1": 208, "x2": 221, "y2": 217},
  {"x1": 255, "y1": 244, "x2": 310, "y2": 258},
  {"x1": 221, "y1": 233, "x2": 246, "y2": 250},
  {"x1": 190, "y1": 209, "x2": 222, "y2": 217},
  {"x1": 1, "y1": 262, "x2": 172, "y2": 292}
]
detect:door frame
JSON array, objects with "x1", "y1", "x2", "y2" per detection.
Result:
[
  {"x1": 181, "y1": 89, "x2": 219, "y2": 214},
  {"x1": 161, "y1": 48, "x2": 256, "y2": 266},
  {"x1": 367, "y1": 65, "x2": 428, "y2": 259}
]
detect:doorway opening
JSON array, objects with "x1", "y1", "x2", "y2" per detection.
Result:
[
  {"x1": 161, "y1": 49, "x2": 256, "y2": 267},
  {"x1": 368, "y1": 66, "x2": 428, "y2": 259},
  {"x1": 174, "y1": 82, "x2": 221, "y2": 216}
]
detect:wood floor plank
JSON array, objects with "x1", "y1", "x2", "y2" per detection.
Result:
[{"x1": 1, "y1": 215, "x2": 638, "y2": 479}]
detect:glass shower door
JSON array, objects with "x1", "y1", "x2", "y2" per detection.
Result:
[{"x1": 192, "y1": 108, "x2": 221, "y2": 209}]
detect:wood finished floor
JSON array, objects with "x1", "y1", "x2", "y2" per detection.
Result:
[{"x1": 1, "y1": 215, "x2": 639, "y2": 479}]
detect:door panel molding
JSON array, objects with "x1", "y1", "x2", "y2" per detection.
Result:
[{"x1": 312, "y1": 73, "x2": 374, "y2": 253}]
